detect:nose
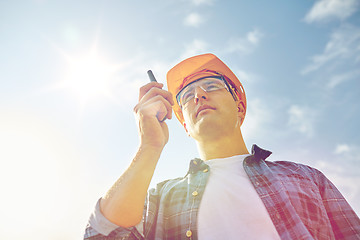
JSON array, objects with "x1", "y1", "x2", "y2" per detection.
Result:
[{"x1": 194, "y1": 86, "x2": 208, "y2": 104}]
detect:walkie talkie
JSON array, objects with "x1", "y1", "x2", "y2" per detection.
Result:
[{"x1": 147, "y1": 70, "x2": 167, "y2": 122}]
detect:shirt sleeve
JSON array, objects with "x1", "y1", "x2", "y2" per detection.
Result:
[
  {"x1": 83, "y1": 199, "x2": 144, "y2": 240},
  {"x1": 315, "y1": 169, "x2": 360, "y2": 239},
  {"x1": 88, "y1": 199, "x2": 121, "y2": 235},
  {"x1": 83, "y1": 178, "x2": 174, "y2": 240}
]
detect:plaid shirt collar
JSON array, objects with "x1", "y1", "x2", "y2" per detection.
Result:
[{"x1": 187, "y1": 144, "x2": 272, "y2": 175}]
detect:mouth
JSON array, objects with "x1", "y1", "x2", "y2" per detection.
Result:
[{"x1": 196, "y1": 105, "x2": 216, "y2": 117}]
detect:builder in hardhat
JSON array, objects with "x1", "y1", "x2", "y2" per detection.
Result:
[{"x1": 84, "y1": 54, "x2": 360, "y2": 240}]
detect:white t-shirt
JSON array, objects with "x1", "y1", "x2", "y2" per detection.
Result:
[{"x1": 198, "y1": 154, "x2": 281, "y2": 240}]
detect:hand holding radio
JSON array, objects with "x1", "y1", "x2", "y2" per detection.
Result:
[{"x1": 133, "y1": 70, "x2": 174, "y2": 150}]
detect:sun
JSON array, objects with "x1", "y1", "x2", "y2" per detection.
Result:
[{"x1": 54, "y1": 43, "x2": 123, "y2": 107}]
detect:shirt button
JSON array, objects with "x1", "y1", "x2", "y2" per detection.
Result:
[
  {"x1": 276, "y1": 212, "x2": 281, "y2": 219},
  {"x1": 186, "y1": 230, "x2": 192, "y2": 237},
  {"x1": 203, "y1": 168, "x2": 208, "y2": 173},
  {"x1": 255, "y1": 181, "x2": 260, "y2": 186},
  {"x1": 192, "y1": 191, "x2": 198, "y2": 196}
]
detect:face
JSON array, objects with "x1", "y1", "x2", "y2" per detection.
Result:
[{"x1": 180, "y1": 78, "x2": 244, "y2": 140}]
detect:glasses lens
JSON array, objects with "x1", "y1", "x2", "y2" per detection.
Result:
[
  {"x1": 177, "y1": 78, "x2": 226, "y2": 106},
  {"x1": 201, "y1": 79, "x2": 225, "y2": 92}
]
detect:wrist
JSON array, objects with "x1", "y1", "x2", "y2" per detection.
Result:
[
  {"x1": 138, "y1": 142, "x2": 164, "y2": 154},
  {"x1": 134, "y1": 144, "x2": 163, "y2": 166}
]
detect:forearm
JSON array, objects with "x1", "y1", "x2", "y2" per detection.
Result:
[
  {"x1": 99, "y1": 80, "x2": 172, "y2": 229},
  {"x1": 100, "y1": 145, "x2": 162, "y2": 228}
]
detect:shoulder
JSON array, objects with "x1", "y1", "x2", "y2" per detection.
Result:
[
  {"x1": 264, "y1": 160, "x2": 325, "y2": 182},
  {"x1": 266, "y1": 159, "x2": 319, "y2": 172},
  {"x1": 148, "y1": 176, "x2": 187, "y2": 196}
]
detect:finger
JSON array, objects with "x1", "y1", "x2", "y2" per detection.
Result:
[
  {"x1": 139, "y1": 82, "x2": 164, "y2": 101},
  {"x1": 134, "y1": 95, "x2": 173, "y2": 121},
  {"x1": 144, "y1": 95, "x2": 173, "y2": 120},
  {"x1": 140, "y1": 87, "x2": 174, "y2": 106},
  {"x1": 157, "y1": 96, "x2": 173, "y2": 120}
]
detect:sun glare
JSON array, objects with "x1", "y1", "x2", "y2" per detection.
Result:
[
  {"x1": 55, "y1": 45, "x2": 123, "y2": 106},
  {"x1": 0, "y1": 112, "x2": 84, "y2": 239}
]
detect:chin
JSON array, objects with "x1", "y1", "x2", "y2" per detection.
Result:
[{"x1": 194, "y1": 118, "x2": 223, "y2": 135}]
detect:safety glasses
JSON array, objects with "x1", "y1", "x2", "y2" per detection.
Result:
[{"x1": 176, "y1": 76, "x2": 230, "y2": 107}]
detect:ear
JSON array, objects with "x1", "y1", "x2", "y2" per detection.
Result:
[{"x1": 237, "y1": 100, "x2": 246, "y2": 121}]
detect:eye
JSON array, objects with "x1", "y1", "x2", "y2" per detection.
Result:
[
  {"x1": 181, "y1": 90, "x2": 195, "y2": 105},
  {"x1": 204, "y1": 82, "x2": 222, "y2": 91}
]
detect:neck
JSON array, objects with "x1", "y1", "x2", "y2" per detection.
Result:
[{"x1": 196, "y1": 129, "x2": 249, "y2": 160}]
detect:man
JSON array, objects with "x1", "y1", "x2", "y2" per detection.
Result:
[{"x1": 84, "y1": 53, "x2": 360, "y2": 239}]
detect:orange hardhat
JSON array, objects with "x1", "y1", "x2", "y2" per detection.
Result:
[{"x1": 167, "y1": 53, "x2": 246, "y2": 125}]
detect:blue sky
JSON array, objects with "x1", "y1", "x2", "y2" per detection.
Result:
[{"x1": 0, "y1": 0, "x2": 359, "y2": 239}]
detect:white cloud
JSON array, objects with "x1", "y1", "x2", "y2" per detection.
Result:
[
  {"x1": 327, "y1": 69, "x2": 360, "y2": 88},
  {"x1": 190, "y1": 0, "x2": 215, "y2": 6},
  {"x1": 235, "y1": 69, "x2": 259, "y2": 83},
  {"x1": 226, "y1": 28, "x2": 264, "y2": 54},
  {"x1": 180, "y1": 39, "x2": 209, "y2": 59},
  {"x1": 302, "y1": 24, "x2": 360, "y2": 74},
  {"x1": 333, "y1": 143, "x2": 360, "y2": 162},
  {"x1": 184, "y1": 12, "x2": 204, "y2": 27},
  {"x1": 288, "y1": 105, "x2": 316, "y2": 137},
  {"x1": 304, "y1": 0, "x2": 359, "y2": 23},
  {"x1": 247, "y1": 29, "x2": 263, "y2": 45},
  {"x1": 335, "y1": 144, "x2": 351, "y2": 154}
]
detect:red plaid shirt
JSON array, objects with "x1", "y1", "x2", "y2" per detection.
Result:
[{"x1": 84, "y1": 145, "x2": 360, "y2": 239}]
